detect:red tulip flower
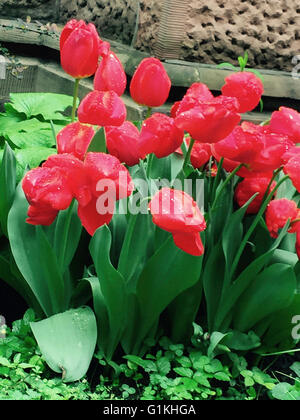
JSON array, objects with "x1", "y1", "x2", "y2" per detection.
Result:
[
  {"x1": 213, "y1": 124, "x2": 264, "y2": 165},
  {"x1": 22, "y1": 151, "x2": 134, "y2": 236},
  {"x1": 149, "y1": 188, "x2": 206, "y2": 256},
  {"x1": 105, "y1": 121, "x2": 146, "y2": 166},
  {"x1": 235, "y1": 177, "x2": 276, "y2": 214},
  {"x1": 43, "y1": 154, "x2": 92, "y2": 207},
  {"x1": 139, "y1": 113, "x2": 184, "y2": 158},
  {"x1": 175, "y1": 82, "x2": 214, "y2": 116},
  {"x1": 94, "y1": 51, "x2": 127, "y2": 96},
  {"x1": 78, "y1": 90, "x2": 127, "y2": 127},
  {"x1": 57, "y1": 122, "x2": 95, "y2": 161},
  {"x1": 269, "y1": 107, "x2": 300, "y2": 143},
  {"x1": 60, "y1": 19, "x2": 100, "y2": 79},
  {"x1": 284, "y1": 155, "x2": 300, "y2": 193},
  {"x1": 83, "y1": 152, "x2": 134, "y2": 201},
  {"x1": 22, "y1": 166, "x2": 73, "y2": 212},
  {"x1": 212, "y1": 122, "x2": 294, "y2": 176},
  {"x1": 130, "y1": 58, "x2": 171, "y2": 107},
  {"x1": 176, "y1": 138, "x2": 212, "y2": 169},
  {"x1": 266, "y1": 198, "x2": 300, "y2": 238},
  {"x1": 175, "y1": 95, "x2": 241, "y2": 143},
  {"x1": 221, "y1": 71, "x2": 264, "y2": 113}
]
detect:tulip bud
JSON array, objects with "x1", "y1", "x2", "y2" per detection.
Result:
[
  {"x1": 221, "y1": 71, "x2": 264, "y2": 113},
  {"x1": 60, "y1": 19, "x2": 101, "y2": 79},
  {"x1": 94, "y1": 51, "x2": 127, "y2": 96},
  {"x1": 130, "y1": 57, "x2": 171, "y2": 107}
]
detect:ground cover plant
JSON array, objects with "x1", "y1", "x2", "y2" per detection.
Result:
[{"x1": 0, "y1": 18, "x2": 299, "y2": 399}]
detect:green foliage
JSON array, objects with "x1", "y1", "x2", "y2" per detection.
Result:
[
  {"x1": 0, "y1": 92, "x2": 74, "y2": 182},
  {"x1": 0, "y1": 311, "x2": 107, "y2": 400},
  {"x1": 0, "y1": 313, "x2": 299, "y2": 400}
]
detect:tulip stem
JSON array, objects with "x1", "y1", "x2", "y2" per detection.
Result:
[
  {"x1": 71, "y1": 78, "x2": 80, "y2": 122},
  {"x1": 145, "y1": 107, "x2": 152, "y2": 119},
  {"x1": 229, "y1": 175, "x2": 290, "y2": 279},
  {"x1": 183, "y1": 137, "x2": 195, "y2": 174}
]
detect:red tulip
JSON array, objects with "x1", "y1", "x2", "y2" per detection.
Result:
[
  {"x1": 105, "y1": 121, "x2": 145, "y2": 166},
  {"x1": 57, "y1": 122, "x2": 95, "y2": 161},
  {"x1": 22, "y1": 151, "x2": 134, "y2": 236},
  {"x1": 212, "y1": 124, "x2": 264, "y2": 165},
  {"x1": 83, "y1": 152, "x2": 134, "y2": 201},
  {"x1": 266, "y1": 198, "x2": 300, "y2": 238},
  {"x1": 221, "y1": 71, "x2": 264, "y2": 113},
  {"x1": 22, "y1": 166, "x2": 73, "y2": 212},
  {"x1": 139, "y1": 113, "x2": 184, "y2": 158},
  {"x1": 175, "y1": 95, "x2": 240, "y2": 143},
  {"x1": 77, "y1": 196, "x2": 114, "y2": 236},
  {"x1": 94, "y1": 51, "x2": 127, "y2": 96},
  {"x1": 269, "y1": 107, "x2": 300, "y2": 143},
  {"x1": 176, "y1": 83, "x2": 214, "y2": 116},
  {"x1": 43, "y1": 154, "x2": 92, "y2": 207},
  {"x1": 235, "y1": 177, "x2": 276, "y2": 214},
  {"x1": 130, "y1": 58, "x2": 171, "y2": 107},
  {"x1": 284, "y1": 155, "x2": 300, "y2": 193},
  {"x1": 176, "y1": 138, "x2": 212, "y2": 169},
  {"x1": 78, "y1": 90, "x2": 127, "y2": 127},
  {"x1": 212, "y1": 122, "x2": 294, "y2": 176},
  {"x1": 149, "y1": 188, "x2": 206, "y2": 256},
  {"x1": 60, "y1": 19, "x2": 100, "y2": 79}
]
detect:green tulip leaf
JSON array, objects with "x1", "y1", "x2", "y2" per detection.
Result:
[{"x1": 30, "y1": 307, "x2": 97, "y2": 382}]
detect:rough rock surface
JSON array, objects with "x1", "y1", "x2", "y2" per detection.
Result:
[
  {"x1": 60, "y1": 0, "x2": 138, "y2": 45},
  {"x1": 0, "y1": 0, "x2": 59, "y2": 21},
  {"x1": 180, "y1": 0, "x2": 300, "y2": 71}
]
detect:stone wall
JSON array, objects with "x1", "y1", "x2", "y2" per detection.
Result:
[
  {"x1": 59, "y1": 0, "x2": 138, "y2": 46},
  {"x1": 138, "y1": 0, "x2": 300, "y2": 72},
  {"x1": 0, "y1": 0, "x2": 59, "y2": 22}
]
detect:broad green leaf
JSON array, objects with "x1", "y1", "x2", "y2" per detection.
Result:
[
  {"x1": 8, "y1": 185, "x2": 66, "y2": 316},
  {"x1": 271, "y1": 382, "x2": 300, "y2": 400},
  {"x1": 223, "y1": 330, "x2": 261, "y2": 351},
  {"x1": 167, "y1": 277, "x2": 203, "y2": 344},
  {"x1": 53, "y1": 201, "x2": 82, "y2": 275},
  {"x1": 30, "y1": 307, "x2": 97, "y2": 382},
  {"x1": 214, "y1": 225, "x2": 289, "y2": 330},
  {"x1": 0, "y1": 108, "x2": 24, "y2": 135},
  {"x1": 118, "y1": 212, "x2": 154, "y2": 290},
  {"x1": 222, "y1": 194, "x2": 258, "y2": 276},
  {"x1": 132, "y1": 236, "x2": 203, "y2": 354},
  {"x1": 14, "y1": 147, "x2": 56, "y2": 181},
  {"x1": 261, "y1": 293, "x2": 300, "y2": 350},
  {"x1": 9, "y1": 93, "x2": 76, "y2": 121},
  {"x1": 89, "y1": 225, "x2": 127, "y2": 359},
  {"x1": 207, "y1": 332, "x2": 229, "y2": 358},
  {"x1": 202, "y1": 241, "x2": 226, "y2": 332},
  {"x1": 86, "y1": 127, "x2": 105, "y2": 153},
  {"x1": 0, "y1": 143, "x2": 16, "y2": 236},
  {"x1": 5, "y1": 129, "x2": 55, "y2": 149},
  {"x1": 233, "y1": 263, "x2": 297, "y2": 332},
  {"x1": 82, "y1": 276, "x2": 110, "y2": 356}
]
